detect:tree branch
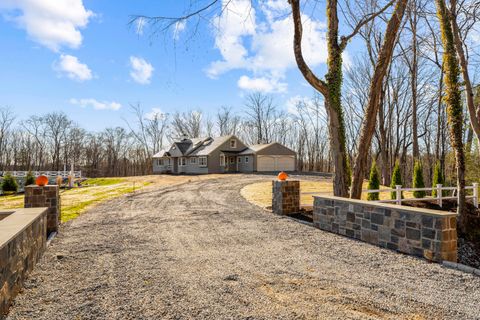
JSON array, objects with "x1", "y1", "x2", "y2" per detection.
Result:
[
  {"x1": 339, "y1": 0, "x2": 397, "y2": 50},
  {"x1": 289, "y1": 0, "x2": 328, "y2": 96}
]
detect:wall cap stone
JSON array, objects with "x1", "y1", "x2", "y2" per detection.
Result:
[
  {"x1": 0, "y1": 208, "x2": 48, "y2": 250},
  {"x1": 314, "y1": 195, "x2": 458, "y2": 217}
]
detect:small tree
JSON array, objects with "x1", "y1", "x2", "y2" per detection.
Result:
[
  {"x1": 25, "y1": 171, "x2": 35, "y2": 186},
  {"x1": 412, "y1": 160, "x2": 426, "y2": 198},
  {"x1": 2, "y1": 172, "x2": 18, "y2": 193},
  {"x1": 432, "y1": 161, "x2": 445, "y2": 197},
  {"x1": 390, "y1": 161, "x2": 403, "y2": 199},
  {"x1": 367, "y1": 161, "x2": 380, "y2": 201}
]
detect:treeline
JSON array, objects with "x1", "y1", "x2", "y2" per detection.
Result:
[{"x1": 0, "y1": 95, "x2": 332, "y2": 177}]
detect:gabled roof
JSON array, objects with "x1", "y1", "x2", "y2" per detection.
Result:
[
  {"x1": 187, "y1": 135, "x2": 235, "y2": 156},
  {"x1": 238, "y1": 143, "x2": 272, "y2": 155},
  {"x1": 152, "y1": 149, "x2": 170, "y2": 158}
]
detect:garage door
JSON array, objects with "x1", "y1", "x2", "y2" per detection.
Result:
[
  {"x1": 276, "y1": 156, "x2": 295, "y2": 171},
  {"x1": 257, "y1": 156, "x2": 275, "y2": 171},
  {"x1": 257, "y1": 155, "x2": 295, "y2": 172}
]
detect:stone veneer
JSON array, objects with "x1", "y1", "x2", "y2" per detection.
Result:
[
  {"x1": 272, "y1": 180, "x2": 300, "y2": 215},
  {"x1": 313, "y1": 196, "x2": 458, "y2": 262},
  {"x1": 24, "y1": 185, "x2": 60, "y2": 234},
  {"x1": 0, "y1": 208, "x2": 47, "y2": 316}
]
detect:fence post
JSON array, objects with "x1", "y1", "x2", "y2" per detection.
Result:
[
  {"x1": 396, "y1": 185, "x2": 402, "y2": 205},
  {"x1": 473, "y1": 183, "x2": 478, "y2": 208},
  {"x1": 437, "y1": 184, "x2": 443, "y2": 208}
]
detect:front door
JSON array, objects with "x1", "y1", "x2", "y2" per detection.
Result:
[{"x1": 173, "y1": 158, "x2": 178, "y2": 173}]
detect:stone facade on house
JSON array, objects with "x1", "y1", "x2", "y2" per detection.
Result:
[
  {"x1": 24, "y1": 185, "x2": 60, "y2": 234},
  {"x1": 0, "y1": 208, "x2": 47, "y2": 316},
  {"x1": 313, "y1": 196, "x2": 458, "y2": 262},
  {"x1": 272, "y1": 180, "x2": 300, "y2": 215}
]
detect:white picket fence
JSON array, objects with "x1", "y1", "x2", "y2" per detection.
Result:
[
  {"x1": 364, "y1": 183, "x2": 479, "y2": 208},
  {"x1": 1, "y1": 171, "x2": 82, "y2": 178}
]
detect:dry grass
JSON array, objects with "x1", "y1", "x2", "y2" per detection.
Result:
[
  {"x1": 0, "y1": 174, "x2": 230, "y2": 222},
  {"x1": 240, "y1": 179, "x2": 414, "y2": 208}
]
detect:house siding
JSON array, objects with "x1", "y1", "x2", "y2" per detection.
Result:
[
  {"x1": 152, "y1": 136, "x2": 296, "y2": 175},
  {"x1": 238, "y1": 155, "x2": 254, "y2": 172}
]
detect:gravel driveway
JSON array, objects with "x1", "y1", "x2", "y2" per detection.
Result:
[{"x1": 7, "y1": 175, "x2": 480, "y2": 319}]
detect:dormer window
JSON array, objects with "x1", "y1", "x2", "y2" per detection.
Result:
[{"x1": 230, "y1": 139, "x2": 237, "y2": 148}]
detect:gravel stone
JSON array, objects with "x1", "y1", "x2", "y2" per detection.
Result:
[{"x1": 6, "y1": 175, "x2": 480, "y2": 319}]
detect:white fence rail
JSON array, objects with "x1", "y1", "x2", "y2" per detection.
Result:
[
  {"x1": 363, "y1": 183, "x2": 479, "y2": 208},
  {"x1": 0, "y1": 171, "x2": 82, "y2": 178}
]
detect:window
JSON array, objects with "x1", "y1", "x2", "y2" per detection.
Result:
[
  {"x1": 230, "y1": 157, "x2": 235, "y2": 164},
  {"x1": 199, "y1": 156, "x2": 208, "y2": 167},
  {"x1": 190, "y1": 157, "x2": 197, "y2": 165},
  {"x1": 245, "y1": 157, "x2": 249, "y2": 163},
  {"x1": 220, "y1": 154, "x2": 225, "y2": 166},
  {"x1": 158, "y1": 159, "x2": 163, "y2": 166},
  {"x1": 230, "y1": 139, "x2": 237, "y2": 148},
  {"x1": 180, "y1": 157, "x2": 186, "y2": 166},
  {"x1": 237, "y1": 157, "x2": 241, "y2": 163}
]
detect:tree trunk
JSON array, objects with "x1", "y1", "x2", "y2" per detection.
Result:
[
  {"x1": 289, "y1": 0, "x2": 349, "y2": 196},
  {"x1": 350, "y1": 0, "x2": 408, "y2": 199},
  {"x1": 410, "y1": 1, "x2": 420, "y2": 159},
  {"x1": 435, "y1": 0, "x2": 466, "y2": 232},
  {"x1": 450, "y1": 0, "x2": 480, "y2": 158}
]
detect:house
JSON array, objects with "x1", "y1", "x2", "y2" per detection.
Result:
[{"x1": 152, "y1": 135, "x2": 296, "y2": 174}]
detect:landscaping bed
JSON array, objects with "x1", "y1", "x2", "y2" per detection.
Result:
[{"x1": 402, "y1": 199, "x2": 480, "y2": 269}]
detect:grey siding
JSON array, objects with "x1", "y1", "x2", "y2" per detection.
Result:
[
  {"x1": 238, "y1": 155, "x2": 254, "y2": 172},
  {"x1": 178, "y1": 157, "x2": 209, "y2": 174},
  {"x1": 153, "y1": 158, "x2": 172, "y2": 173},
  {"x1": 256, "y1": 143, "x2": 296, "y2": 156},
  {"x1": 208, "y1": 136, "x2": 247, "y2": 173}
]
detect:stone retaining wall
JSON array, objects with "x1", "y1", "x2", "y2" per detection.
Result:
[
  {"x1": 25, "y1": 185, "x2": 60, "y2": 234},
  {"x1": 0, "y1": 208, "x2": 47, "y2": 316},
  {"x1": 272, "y1": 180, "x2": 300, "y2": 215},
  {"x1": 313, "y1": 196, "x2": 458, "y2": 262}
]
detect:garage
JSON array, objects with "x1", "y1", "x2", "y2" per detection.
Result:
[{"x1": 257, "y1": 155, "x2": 295, "y2": 172}]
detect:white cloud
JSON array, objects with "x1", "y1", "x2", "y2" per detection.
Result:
[
  {"x1": 173, "y1": 20, "x2": 186, "y2": 40},
  {"x1": 129, "y1": 56, "x2": 154, "y2": 84},
  {"x1": 145, "y1": 107, "x2": 166, "y2": 120},
  {"x1": 54, "y1": 54, "x2": 92, "y2": 81},
  {"x1": 0, "y1": 0, "x2": 93, "y2": 51},
  {"x1": 135, "y1": 17, "x2": 146, "y2": 35},
  {"x1": 207, "y1": 0, "x2": 327, "y2": 93},
  {"x1": 237, "y1": 75, "x2": 287, "y2": 93},
  {"x1": 70, "y1": 98, "x2": 121, "y2": 111}
]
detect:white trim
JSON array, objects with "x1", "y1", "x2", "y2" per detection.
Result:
[
  {"x1": 199, "y1": 156, "x2": 208, "y2": 167},
  {"x1": 220, "y1": 154, "x2": 225, "y2": 166},
  {"x1": 230, "y1": 139, "x2": 237, "y2": 148},
  {"x1": 180, "y1": 157, "x2": 186, "y2": 166}
]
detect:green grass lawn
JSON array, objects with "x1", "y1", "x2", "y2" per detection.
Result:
[{"x1": 0, "y1": 177, "x2": 149, "y2": 223}]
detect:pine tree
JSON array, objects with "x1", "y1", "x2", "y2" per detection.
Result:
[
  {"x1": 2, "y1": 172, "x2": 18, "y2": 193},
  {"x1": 25, "y1": 171, "x2": 35, "y2": 186},
  {"x1": 432, "y1": 161, "x2": 445, "y2": 197},
  {"x1": 412, "y1": 160, "x2": 426, "y2": 198},
  {"x1": 390, "y1": 161, "x2": 403, "y2": 200},
  {"x1": 367, "y1": 161, "x2": 380, "y2": 201}
]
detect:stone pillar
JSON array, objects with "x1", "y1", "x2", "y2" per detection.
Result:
[
  {"x1": 272, "y1": 180, "x2": 300, "y2": 215},
  {"x1": 24, "y1": 185, "x2": 60, "y2": 234}
]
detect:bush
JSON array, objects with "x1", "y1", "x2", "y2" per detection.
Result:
[
  {"x1": 412, "y1": 160, "x2": 426, "y2": 198},
  {"x1": 432, "y1": 161, "x2": 446, "y2": 197},
  {"x1": 25, "y1": 171, "x2": 35, "y2": 186},
  {"x1": 2, "y1": 172, "x2": 18, "y2": 193},
  {"x1": 390, "y1": 161, "x2": 403, "y2": 200},
  {"x1": 367, "y1": 161, "x2": 380, "y2": 201}
]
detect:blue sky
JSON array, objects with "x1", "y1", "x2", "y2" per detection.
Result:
[{"x1": 0, "y1": 0, "x2": 355, "y2": 131}]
